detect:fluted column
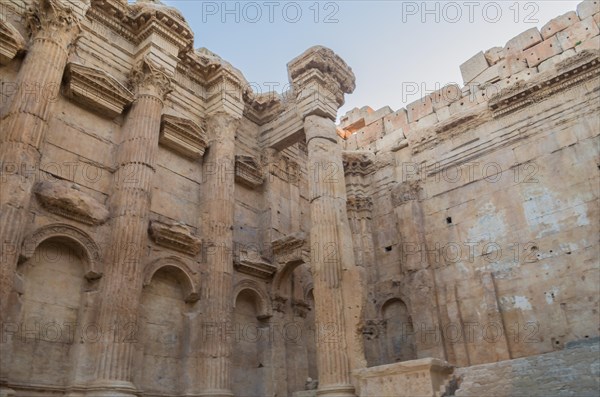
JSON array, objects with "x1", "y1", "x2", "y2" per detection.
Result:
[
  {"x1": 0, "y1": 0, "x2": 80, "y2": 388},
  {"x1": 197, "y1": 112, "x2": 239, "y2": 397},
  {"x1": 88, "y1": 58, "x2": 170, "y2": 396},
  {"x1": 305, "y1": 115, "x2": 357, "y2": 397}
]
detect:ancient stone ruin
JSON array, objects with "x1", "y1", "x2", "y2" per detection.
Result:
[{"x1": 0, "y1": 0, "x2": 598, "y2": 396}]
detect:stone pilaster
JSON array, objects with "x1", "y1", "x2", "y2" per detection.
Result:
[
  {"x1": 197, "y1": 111, "x2": 239, "y2": 397},
  {"x1": 87, "y1": 57, "x2": 170, "y2": 396},
  {"x1": 0, "y1": 0, "x2": 80, "y2": 389}
]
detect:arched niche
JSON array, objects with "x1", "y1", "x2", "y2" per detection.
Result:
[
  {"x1": 232, "y1": 279, "x2": 272, "y2": 320},
  {"x1": 381, "y1": 298, "x2": 417, "y2": 364},
  {"x1": 272, "y1": 259, "x2": 304, "y2": 299},
  {"x1": 142, "y1": 256, "x2": 199, "y2": 303},
  {"x1": 19, "y1": 223, "x2": 103, "y2": 280}
]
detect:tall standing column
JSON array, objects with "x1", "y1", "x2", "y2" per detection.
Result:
[
  {"x1": 0, "y1": 0, "x2": 80, "y2": 389},
  {"x1": 197, "y1": 112, "x2": 239, "y2": 397},
  {"x1": 88, "y1": 57, "x2": 170, "y2": 396},
  {"x1": 305, "y1": 115, "x2": 357, "y2": 396}
]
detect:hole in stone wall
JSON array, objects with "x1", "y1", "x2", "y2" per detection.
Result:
[
  {"x1": 385, "y1": 246, "x2": 392, "y2": 252},
  {"x1": 446, "y1": 217, "x2": 452, "y2": 224}
]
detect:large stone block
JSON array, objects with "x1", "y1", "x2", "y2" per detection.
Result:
[
  {"x1": 577, "y1": 0, "x2": 600, "y2": 20},
  {"x1": 504, "y1": 28, "x2": 543, "y2": 54},
  {"x1": 557, "y1": 16, "x2": 600, "y2": 50},
  {"x1": 525, "y1": 36, "x2": 563, "y2": 68},
  {"x1": 541, "y1": 11, "x2": 579, "y2": 39},
  {"x1": 460, "y1": 51, "x2": 489, "y2": 84}
]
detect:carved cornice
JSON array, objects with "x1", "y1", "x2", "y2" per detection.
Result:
[
  {"x1": 233, "y1": 258, "x2": 277, "y2": 279},
  {"x1": 34, "y1": 180, "x2": 109, "y2": 226},
  {"x1": 235, "y1": 155, "x2": 264, "y2": 189},
  {"x1": 64, "y1": 62, "x2": 134, "y2": 118},
  {"x1": 149, "y1": 220, "x2": 202, "y2": 256},
  {"x1": 89, "y1": 0, "x2": 193, "y2": 52},
  {"x1": 270, "y1": 232, "x2": 307, "y2": 264},
  {"x1": 26, "y1": 0, "x2": 81, "y2": 39},
  {"x1": 489, "y1": 50, "x2": 600, "y2": 118},
  {"x1": 243, "y1": 91, "x2": 284, "y2": 126},
  {"x1": 130, "y1": 0, "x2": 193, "y2": 54},
  {"x1": 159, "y1": 114, "x2": 207, "y2": 159},
  {"x1": 287, "y1": 46, "x2": 356, "y2": 120},
  {"x1": 0, "y1": 20, "x2": 26, "y2": 65},
  {"x1": 288, "y1": 45, "x2": 355, "y2": 94},
  {"x1": 129, "y1": 55, "x2": 172, "y2": 98},
  {"x1": 343, "y1": 151, "x2": 375, "y2": 177}
]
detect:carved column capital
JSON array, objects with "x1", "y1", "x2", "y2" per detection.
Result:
[
  {"x1": 25, "y1": 0, "x2": 81, "y2": 42},
  {"x1": 129, "y1": 56, "x2": 172, "y2": 99},
  {"x1": 287, "y1": 46, "x2": 355, "y2": 120}
]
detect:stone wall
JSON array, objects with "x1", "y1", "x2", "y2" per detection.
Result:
[{"x1": 0, "y1": 0, "x2": 598, "y2": 396}]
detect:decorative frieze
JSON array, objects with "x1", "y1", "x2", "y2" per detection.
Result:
[
  {"x1": 64, "y1": 63, "x2": 134, "y2": 118},
  {"x1": 149, "y1": 220, "x2": 202, "y2": 256},
  {"x1": 343, "y1": 151, "x2": 375, "y2": 177},
  {"x1": 489, "y1": 50, "x2": 600, "y2": 117},
  {"x1": 243, "y1": 91, "x2": 284, "y2": 125},
  {"x1": 235, "y1": 155, "x2": 264, "y2": 188},
  {"x1": 35, "y1": 180, "x2": 109, "y2": 225},
  {"x1": 159, "y1": 114, "x2": 207, "y2": 159},
  {"x1": 0, "y1": 20, "x2": 25, "y2": 65}
]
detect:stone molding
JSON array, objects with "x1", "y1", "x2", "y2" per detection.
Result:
[
  {"x1": 0, "y1": 20, "x2": 26, "y2": 65},
  {"x1": 148, "y1": 220, "x2": 202, "y2": 256},
  {"x1": 159, "y1": 114, "x2": 207, "y2": 159},
  {"x1": 34, "y1": 180, "x2": 109, "y2": 225},
  {"x1": 235, "y1": 155, "x2": 264, "y2": 189},
  {"x1": 271, "y1": 232, "x2": 307, "y2": 263},
  {"x1": 489, "y1": 50, "x2": 599, "y2": 117},
  {"x1": 143, "y1": 255, "x2": 200, "y2": 303},
  {"x1": 19, "y1": 223, "x2": 103, "y2": 280},
  {"x1": 342, "y1": 151, "x2": 376, "y2": 177},
  {"x1": 64, "y1": 62, "x2": 135, "y2": 118},
  {"x1": 233, "y1": 257, "x2": 277, "y2": 280}
]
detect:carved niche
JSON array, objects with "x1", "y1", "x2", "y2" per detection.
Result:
[
  {"x1": 159, "y1": 114, "x2": 207, "y2": 160},
  {"x1": 64, "y1": 62, "x2": 135, "y2": 118},
  {"x1": 149, "y1": 220, "x2": 202, "y2": 256}
]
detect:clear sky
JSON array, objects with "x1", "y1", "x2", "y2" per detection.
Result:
[{"x1": 161, "y1": 0, "x2": 579, "y2": 118}]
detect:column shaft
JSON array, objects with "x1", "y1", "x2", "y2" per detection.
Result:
[
  {"x1": 305, "y1": 115, "x2": 356, "y2": 397},
  {"x1": 91, "y1": 90, "x2": 164, "y2": 395},
  {"x1": 198, "y1": 112, "x2": 238, "y2": 397}
]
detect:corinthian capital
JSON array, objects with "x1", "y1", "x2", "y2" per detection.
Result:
[
  {"x1": 287, "y1": 46, "x2": 356, "y2": 120},
  {"x1": 26, "y1": 0, "x2": 81, "y2": 39},
  {"x1": 129, "y1": 56, "x2": 172, "y2": 99}
]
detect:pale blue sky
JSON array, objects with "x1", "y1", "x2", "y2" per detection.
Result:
[{"x1": 161, "y1": 0, "x2": 579, "y2": 117}]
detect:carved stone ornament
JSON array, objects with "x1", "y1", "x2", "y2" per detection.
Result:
[
  {"x1": 25, "y1": 0, "x2": 81, "y2": 38},
  {"x1": 0, "y1": 20, "x2": 26, "y2": 65},
  {"x1": 159, "y1": 114, "x2": 208, "y2": 159},
  {"x1": 149, "y1": 220, "x2": 202, "y2": 255},
  {"x1": 235, "y1": 155, "x2": 264, "y2": 189},
  {"x1": 233, "y1": 244, "x2": 277, "y2": 279},
  {"x1": 64, "y1": 63, "x2": 135, "y2": 118},
  {"x1": 35, "y1": 180, "x2": 109, "y2": 225},
  {"x1": 489, "y1": 50, "x2": 600, "y2": 117},
  {"x1": 129, "y1": 55, "x2": 172, "y2": 98}
]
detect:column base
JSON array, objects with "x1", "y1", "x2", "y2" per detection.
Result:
[
  {"x1": 84, "y1": 380, "x2": 138, "y2": 397},
  {"x1": 196, "y1": 389, "x2": 234, "y2": 397},
  {"x1": 316, "y1": 385, "x2": 356, "y2": 397}
]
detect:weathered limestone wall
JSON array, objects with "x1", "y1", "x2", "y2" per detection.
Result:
[
  {"x1": 339, "y1": 0, "x2": 600, "y2": 372},
  {"x1": 0, "y1": 0, "x2": 598, "y2": 396}
]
